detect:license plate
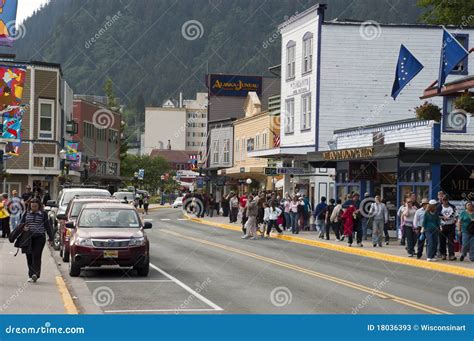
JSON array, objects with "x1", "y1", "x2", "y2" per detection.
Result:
[{"x1": 103, "y1": 250, "x2": 118, "y2": 258}]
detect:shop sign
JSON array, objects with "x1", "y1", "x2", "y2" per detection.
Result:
[
  {"x1": 264, "y1": 167, "x2": 305, "y2": 175},
  {"x1": 209, "y1": 74, "x2": 262, "y2": 97},
  {"x1": 323, "y1": 147, "x2": 374, "y2": 161},
  {"x1": 288, "y1": 77, "x2": 310, "y2": 96},
  {"x1": 349, "y1": 162, "x2": 377, "y2": 181},
  {"x1": 441, "y1": 165, "x2": 474, "y2": 201}
]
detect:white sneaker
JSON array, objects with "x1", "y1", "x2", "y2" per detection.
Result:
[
  {"x1": 241, "y1": 235, "x2": 250, "y2": 239},
  {"x1": 427, "y1": 258, "x2": 437, "y2": 262},
  {"x1": 250, "y1": 236, "x2": 256, "y2": 240}
]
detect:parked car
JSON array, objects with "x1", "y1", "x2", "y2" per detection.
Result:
[
  {"x1": 47, "y1": 187, "x2": 112, "y2": 250},
  {"x1": 57, "y1": 197, "x2": 120, "y2": 262},
  {"x1": 172, "y1": 196, "x2": 183, "y2": 208},
  {"x1": 67, "y1": 203, "x2": 152, "y2": 277},
  {"x1": 112, "y1": 191, "x2": 134, "y2": 203}
]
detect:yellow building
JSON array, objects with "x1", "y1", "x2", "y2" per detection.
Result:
[{"x1": 220, "y1": 92, "x2": 281, "y2": 192}]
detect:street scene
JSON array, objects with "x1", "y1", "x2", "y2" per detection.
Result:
[{"x1": 0, "y1": 0, "x2": 473, "y2": 339}]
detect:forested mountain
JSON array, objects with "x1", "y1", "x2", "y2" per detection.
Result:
[{"x1": 14, "y1": 0, "x2": 424, "y2": 107}]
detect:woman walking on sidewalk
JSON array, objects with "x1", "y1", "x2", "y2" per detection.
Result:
[
  {"x1": 264, "y1": 201, "x2": 283, "y2": 238},
  {"x1": 422, "y1": 200, "x2": 441, "y2": 262},
  {"x1": 341, "y1": 205, "x2": 356, "y2": 246},
  {"x1": 143, "y1": 195, "x2": 150, "y2": 215},
  {"x1": 0, "y1": 193, "x2": 10, "y2": 238},
  {"x1": 369, "y1": 195, "x2": 388, "y2": 247},
  {"x1": 439, "y1": 196, "x2": 457, "y2": 261},
  {"x1": 402, "y1": 199, "x2": 417, "y2": 257},
  {"x1": 20, "y1": 198, "x2": 53, "y2": 282},
  {"x1": 242, "y1": 195, "x2": 258, "y2": 239},
  {"x1": 458, "y1": 201, "x2": 474, "y2": 262}
]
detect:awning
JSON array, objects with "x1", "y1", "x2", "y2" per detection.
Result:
[
  {"x1": 275, "y1": 178, "x2": 284, "y2": 189},
  {"x1": 421, "y1": 75, "x2": 474, "y2": 99}
]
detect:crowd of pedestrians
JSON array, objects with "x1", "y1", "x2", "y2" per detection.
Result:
[{"x1": 182, "y1": 188, "x2": 474, "y2": 263}]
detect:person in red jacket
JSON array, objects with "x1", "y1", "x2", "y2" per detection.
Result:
[{"x1": 342, "y1": 205, "x2": 356, "y2": 247}]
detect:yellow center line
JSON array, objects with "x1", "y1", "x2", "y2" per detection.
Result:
[{"x1": 160, "y1": 228, "x2": 452, "y2": 315}]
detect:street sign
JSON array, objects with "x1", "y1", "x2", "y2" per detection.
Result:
[{"x1": 196, "y1": 177, "x2": 204, "y2": 188}]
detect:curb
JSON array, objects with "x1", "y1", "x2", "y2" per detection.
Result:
[
  {"x1": 48, "y1": 247, "x2": 79, "y2": 314},
  {"x1": 185, "y1": 214, "x2": 474, "y2": 278}
]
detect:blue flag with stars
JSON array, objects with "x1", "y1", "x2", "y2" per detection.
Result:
[
  {"x1": 438, "y1": 28, "x2": 469, "y2": 90},
  {"x1": 391, "y1": 44, "x2": 424, "y2": 99}
]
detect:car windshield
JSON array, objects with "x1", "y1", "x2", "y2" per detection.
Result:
[
  {"x1": 62, "y1": 190, "x2": 110, "y2": 206},
  {"x1": 114, "y1": 192, "x2": 132, "y2": 200},
  {"x1": 78, "y1": 208, "x2": 140, "y2": 228}
]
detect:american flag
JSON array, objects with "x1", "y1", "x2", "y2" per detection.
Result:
[{"x1": 273, "y1": 133, "x2": 280, "y2": 147}]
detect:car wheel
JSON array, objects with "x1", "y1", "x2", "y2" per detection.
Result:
[
  {"x1": 135, "y1": 263, "x2": 149, "y2": 277},
  {"x1": 62, "y1": 249, "x2": 70, "y2": 263},
  {"x1": 53, "y1": 229, "x2": 61, "y2": 251},
  {"x1": 69, "y1": 257, "x2": 81, "y2": 277}
]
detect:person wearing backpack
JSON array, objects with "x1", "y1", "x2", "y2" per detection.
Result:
[
  {"x1": 14, "y1": 198, "x2": 53, "y2": 282},
  {"x1": 458, "y1": 201, "x2": 474, "y2": 262},
  {"x1": 313, "y1": 196, "x2": 327, "y2": 238}
]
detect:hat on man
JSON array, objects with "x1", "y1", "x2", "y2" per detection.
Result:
[
  {"x1": 428, "y1": 199, "x2": 437, "y2": 205},
  {"x1": 421, "y1": 198, "x2": 429, "y2": 205}
]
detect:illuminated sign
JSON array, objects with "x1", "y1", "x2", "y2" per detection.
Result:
[
  {"x1": 209, "y1": 74, "x2": 262, "y2": 97},
  {"x1": 323, "y1": 147, "x2": 374, "y2": 161}
]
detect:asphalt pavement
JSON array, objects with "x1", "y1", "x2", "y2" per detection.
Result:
[{"x1": 55, "y1": 208, "x2": 473, "y2": 315}]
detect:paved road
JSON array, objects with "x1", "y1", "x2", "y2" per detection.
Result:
[{"x1": 63, "y1": 208, "x2": 473, "y2": 314}]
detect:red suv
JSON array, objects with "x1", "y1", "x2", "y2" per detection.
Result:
[
  {"x1": 57, "y1": 197, "x2": 120, "y2": 262},
  {"x1": 67, "y1": 202, "x2": 152, "y2": 277}
]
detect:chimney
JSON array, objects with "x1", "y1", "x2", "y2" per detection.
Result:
[
  {"x1": 179, "y1": 92, "x2": 184, "y2": 108},
  {"x1": 167, "y1": 139, "x2": 171, "y2": 150}
]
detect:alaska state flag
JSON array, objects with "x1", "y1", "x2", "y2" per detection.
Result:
[
  {"x1": 391, "y1": 44, "x2": 424, "y2": 99},
  {"x1": 0, "y1": 0, "x2": 18, "y2": 47},
  {"x1": 438, "y1": 28, "x2": 469, "y2": 90}
]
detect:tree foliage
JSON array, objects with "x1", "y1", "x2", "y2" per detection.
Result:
[
  {"x1": 418, "y1": 0, "x2": 474, "y2": 25},
  {"x1": 121, "y1": 154, "x2": 170, "y2": 193}
]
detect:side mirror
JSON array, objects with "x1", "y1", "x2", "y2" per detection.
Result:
[
  {"x1": 65, "y1": 221, "x2": 75, "y2": 229},
  {"x1": 56, "y1": 214, "x2": 67, "y2": 220},
  {"x1": 47, "y1": 200, "x2": 57, "y2": 207},
  {"x1": 144, "y1": 222, "x2": 152, "y2": 229}
]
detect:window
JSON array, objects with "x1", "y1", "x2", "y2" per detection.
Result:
[
  {"x1": 286, "y1": 40, "x2": 296, "y2": 80},
  {"x1": 109, "y1": 129, "x2": 118, "y2": 143},
  {"x1": 443, "y1": 96, "x2": 468, "y2": 133},
  {"x1": 45, "y1": 157, "x2": 54, "y2": 168},
  {"x1": 38, "y1": 99, "x2": 54, "y2": 139},
  {"x1": 223, "y1": 139, "x2": 230, "y2": 164},
  {"x1": 262, "y1": 131, "x2": 268, "y2": 148},
  {"x1": 302, "y1": 32, "x2": 313, "y2": 74},
  {"x1": 33, "y1": 157, "x2": 43, "y2": 167},
  {"x1": 241, "y1": 137, "x2": 245, "y2": 161},
  {"x1": 301, "y1": 93, "x2": 311, "y2": 130},
  {"x1": 84, "y1": 122, "x2": 94, "y2": 138},
  {"x1": 109, "y1": 162, "x2": 118, "y2": 175},
  {"x1": 450, "y1": 34, "x2": 469, "y2": 75},
  {"x1": 235, "y1": 139, "x2": 240, "y2": 161},
  {"x1": 33, "y1": 156, "x2": 55, "y2": 168},
  {"x1": 255, "y1": 133, "x2": 260, "y2": 150},
  {"x1": 97, "y1": 128, "x2": 106, "y2": 141},
  {"x1": 285, "y1": 98, "x2": 295, "y2": 134},
  {"x1": 212, "y1": 140, "x2": 219, "y2": 164}
]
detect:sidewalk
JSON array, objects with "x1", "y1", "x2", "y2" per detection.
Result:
[
  {"x1": 0, "y1": 238, "x2": 77, "y2": 314},
  {"x1": 186, "y1": 214, "x2": 474, "y2": 278}
]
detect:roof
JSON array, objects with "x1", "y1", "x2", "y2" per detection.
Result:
[
  {"x1": 150, "y1": 149, "x2": 196, "y2": 163},
  {"x1": 278, "y1": 4, "x2": 327, "y2": 30},
  {"x1": 421, "y1": 75, "x2": 474, "y2": 99},
  {"x1": 334, "y1": 118, "x2": 429, "y2": 134},
  {"x1": 81, "y1": 202, "x2": 135, "y2": 210}
]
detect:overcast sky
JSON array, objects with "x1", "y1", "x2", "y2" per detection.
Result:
[{"x1": 17, "y1": 0, "x2": 50, "y2": 24}]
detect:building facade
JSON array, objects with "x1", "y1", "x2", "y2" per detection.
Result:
[
  {"x1": 4, "y1": 61, "x2": 73, "y2": 200},
  {"x1": 72, "y1": 99, "x2": 121, "y2": 187}
]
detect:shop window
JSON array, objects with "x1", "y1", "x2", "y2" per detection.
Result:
[
  {"x1": 302, "y1": 32, "x2": 313, "y2": 74},
  {"x1": 450, "y1": 34, "x2": 468, "y2": 75},
  {"x1": 301, "y1": 93, "x2": 311, "y2": 131},
  {"x1": 223, "y1": 139, "x2": 230, "y2": 164},
  {"x1": 286, "y1": 40, "x2": 296, "y2": 80}
]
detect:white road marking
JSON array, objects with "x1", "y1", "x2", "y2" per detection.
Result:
[
  {"x1": 84, "y1": 279, "x2": 173, "y2": 283},
  {"x1": 177, "y1": 218, "x2": 188, "y2": 221},
  {"x1": 160, "y1": 218, "x2": 171, "y2": 221},
  {"x1": 150, "y1": 263, "x2": 223, "y2": 311},
  {"x1": 104, "y1": 308, "x2": 218, "y2": 313}
]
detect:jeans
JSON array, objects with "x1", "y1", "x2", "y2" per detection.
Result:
[
  {"x1": 316, "y1": 219, "x2": 325, "y2": 235},
  {"x1": 372, "y1": 220, "x2": 384, "y2": 246},
  {"x1": 425, "y1": 229, "x2": 439, "y2": 259},
  {"x1": 290, "y1": 212, "x2": 299, "y2": 233},
  {"x1": 26, "y1": 234, "x2": 46, "y2": 278},
  {"x1": 461, "y1": 232, "x2": 474, "y2": 260},
  {"x1": 383, "y1": 223, "x2": 390, "y2": 243},
  {"x1": 1, "y1": 217, "x2": 10, "y2": 238},
  {"x1": 361, "y1": 217, "x2": 369, "y2": 240},
  {"x1": 10, "y1": 214, "x2": 21, "y2": 231},
  {"x1": 439, "y1": 224, "x2": 455, "y2": 257},
  {"x1": 230, "y1": 207, "x2": 239, "y2": 223},
  {"x1": 284, "y1": 212, "x2": 291, "y2": 230},
  {"x1": 354, "y1": 218, "x2": 363, "y2": 244},
  {"x1": 404, "y1": 225, "x2": 416, "y2": 255},
  {"x1": 332, "y1": 221, "x2": 342, "y2": 239}
]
